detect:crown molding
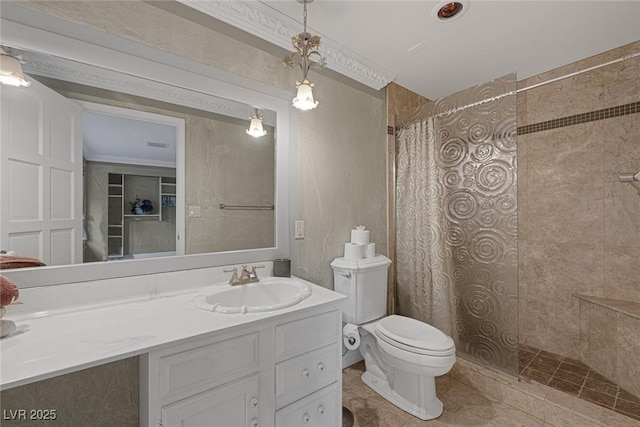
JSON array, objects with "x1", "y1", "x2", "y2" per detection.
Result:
[
  {"x1": 177, "y1": 0, "x2": 396, "y2": 90},
  {"x1": 21, "y1": 51, "x2": 276, "y2": 126}
]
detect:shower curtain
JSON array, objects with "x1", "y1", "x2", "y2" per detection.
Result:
[
  {"x1": 395, "y1": 74, "x2": 519, "y2": 376},
  {"x1": 396, "y1": 116, "x2": 453, "y2": 336}
]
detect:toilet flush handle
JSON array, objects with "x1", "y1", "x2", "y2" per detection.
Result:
[{"x1": 342, "y1": 272, "x2": 351, "y2": 278}]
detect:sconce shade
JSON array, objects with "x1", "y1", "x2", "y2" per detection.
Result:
[
  {"x1": 246, "y1": 115, "x2": 267, "y2": 137},
  {"x1": 292, "y1": 80, "x2": 318, "y2": 111},
  {"x1": 0, "y1": 51, "x2": 30, "y2": 87}
]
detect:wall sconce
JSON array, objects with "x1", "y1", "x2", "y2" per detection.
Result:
[
  {"x1": 0, "y1": 48, "x2": 30, "y2": 87},
  {"x1": 283, "y1": 0, "x2": 325, "y2": 111},
  {"x1": 246, "y1": 109, "x2": 267, "y2": 138}
]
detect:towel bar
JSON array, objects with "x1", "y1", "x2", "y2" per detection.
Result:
[{"x1": 219, "y1": 203, "x2": 274, "y2": 210}]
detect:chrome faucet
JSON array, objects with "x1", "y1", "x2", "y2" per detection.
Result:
[
  {"x1": 223, "y1": 267, "x2": 240, "y2": 286},
  {"x1": 225, "y1": 265, "x2": 265, "y2": 286}
]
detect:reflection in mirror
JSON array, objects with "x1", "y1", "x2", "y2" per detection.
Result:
[{"x1": 0, "y1": 49, "x2": 276, "y2": 269}]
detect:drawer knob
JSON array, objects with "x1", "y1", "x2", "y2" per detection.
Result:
[
  {"x1": 302, "y1": 413, "x2": 310, "y2": 424},
  {"x1": 249, "y1": 418, "x2": 259, "y2": 427},
  {"x1": 317, "y1": 404, "x2": 325, "y2": 415},
  {"x1": 302, "y1": 368, "x2": 311, "y2": 378},
  {"x1": 250, "y1": 397, "x2": 259, "y2": 408},
  {"x1": 317, "y1": 362, "x2": 325, "y2": 372}
]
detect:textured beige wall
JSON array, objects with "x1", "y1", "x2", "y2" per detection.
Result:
[
  {"x1": 579, "y1": 299, "x2": 640, "y2": 398},
  {"x1": 9, "y1": 0, "x2": 387, "y2": 422},
  {"x1": 185, "y1": 115, "x2": 275, "y2": 253},
  {"x1": 517, "y1": 41, "x2": 640, "y2": 359}
]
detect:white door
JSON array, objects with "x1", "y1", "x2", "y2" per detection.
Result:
[{"x1": 0, "y1": 79, "x2": 83, "y2": 265}]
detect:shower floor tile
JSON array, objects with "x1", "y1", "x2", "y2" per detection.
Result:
[{"x1": 519, "y1": 345, "x2": 640, "y2": 421}]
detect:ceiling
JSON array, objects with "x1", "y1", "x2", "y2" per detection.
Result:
[
  {"x1": 82, "y1": 111, "x2": 177, "y2": 168},
  {"x1": 256, "y1": 0, "x2": 640, "y2": 100}
]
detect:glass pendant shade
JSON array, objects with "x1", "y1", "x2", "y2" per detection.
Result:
[
  {"x1": 0, "y1": 51, "x2": 30, "y2": 87},
  {"x1": 292, "y1": 80, "x2": 318, "y2": 111},
  {"x1": 246, "y1": 115, "x2": 267, "y2": 137}
]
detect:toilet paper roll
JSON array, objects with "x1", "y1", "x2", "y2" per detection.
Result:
[
  {"x1": 350, "y1": 226, "x2": 370, "y2": 245},
  {"x1": 364, "y1": 243, "x2": 376, "y2": 258},
  {"x1": 343, "y1": 323, "x2": 361, "y2": 351},
  {"x1": 344, "y1": 243, "x2": 364, "y2": 260}
]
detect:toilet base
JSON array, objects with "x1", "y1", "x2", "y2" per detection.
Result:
[{"x1": 360, "y1": 371, "x2": 444, "y2": 421}]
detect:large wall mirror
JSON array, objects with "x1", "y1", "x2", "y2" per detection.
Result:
[{"x1": 0, "y1": 4, "x2": 293, "y2": 287}]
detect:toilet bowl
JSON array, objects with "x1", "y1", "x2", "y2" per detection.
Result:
[
  {"x1": 358, "y1": 315, "x2": 455, "y2": 420},
  {"x1": 331, "y1": 255, "x2": 455, "y2": 421}
]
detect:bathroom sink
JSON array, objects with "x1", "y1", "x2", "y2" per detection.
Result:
[{"x1": 192, "y1": 278, "x2": 312, "y2": 314}]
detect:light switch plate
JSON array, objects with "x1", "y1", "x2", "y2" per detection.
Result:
[
  {"x1": 295, "y1": 220, "x2": 304, "y2": 239},
  {"x1": 188, "y1": 205, "x2": 201, "y2": 218}
]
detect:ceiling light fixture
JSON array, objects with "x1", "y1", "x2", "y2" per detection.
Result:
[
  {"x1": 0, "y1": 48, "x2": 30, "y2": 87},
  {"x1": 284, "y1": 0, "x2": 326, "y2": 111},
  {"x1": 246, "y1": 109, "x2": 267, "y2": 137},
  {"x1": 432, "y1": 0, "x2": 469, "y2": 22}
]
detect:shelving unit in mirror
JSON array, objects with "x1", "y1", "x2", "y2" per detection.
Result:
[{"x1": 106, "y1": 173, "x2": 176, "y2": 259}]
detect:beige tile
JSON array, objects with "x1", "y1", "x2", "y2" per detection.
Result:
[
  {"x1": 603, "y1": 54, "x2": 640, "y2": 108},
  {"x1": 401, "y1": 404, "x2": 493, "y2": 427},
  {"x1": 342, "y1": 361, "x2": 366, "y2": 384},
  {"x1": 546, "y1": 388, "x2": 640, "y2": 427},
  {"x1": 527, "y1": 123, "x2": 603, "y2": 190},
  {"x1": 604, "y1": 245, "x2": 640, "y2": 301},
  {"x1": 525, "y1": 69, "x2": 603, "y2": 124},
  {"x1": 526, "y1": 184, "x2": 604, "y2": 245},
  {"x1": 616, "y1": 315, "x2": 640, "y2": 398},
  {"x1": 343, "y1": 375, "x2": 417, "y2": 427},
  {"x1": 522, "y1": 242, "x2": 604, "y2": 302},
  {"x1": 470, "y1": 401, "x2": 545, "y2": 427},
  {"x1": 604, "y1": 181, "x2": 640, "y2": 248},
  {"x1": 452, "y1": 359, "x2": 549, "y2": 418},
  {"x1": 519, "y1": 295, "x2": 581, "y2": 359},
  {"x1": 603, "y1": 115, "x2": 640, "y2": 182},
  {"x1": 579, "y1": 302, "x2": 617, "y2": 382},
  {"x1": 516, "y1": 91, "x2": 528, "y2": 126}
]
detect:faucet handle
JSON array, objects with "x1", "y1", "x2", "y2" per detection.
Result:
[
  {"x1": 223, "y1": 267, "x2": 239, "y2": 285},
  {"x1": 250, "y1": 264, "x2": 265, "y2": 282}
]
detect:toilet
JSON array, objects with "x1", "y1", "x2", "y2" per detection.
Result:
[{"x1": 331, "y1": 255, "x2": 456, "y2": 421}]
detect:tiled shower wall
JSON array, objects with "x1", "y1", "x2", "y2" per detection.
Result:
[{"x1": 517, "y1": 41, "x2": 640, "y2": 359}]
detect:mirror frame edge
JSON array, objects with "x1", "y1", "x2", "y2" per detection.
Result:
[{"x1": 1, "y1": 4, "x2": 294, "y2": 287}]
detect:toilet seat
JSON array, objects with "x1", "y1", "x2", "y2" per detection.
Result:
[{"x1": 375, "y1": 315, "x2": 455, "y2": 357}]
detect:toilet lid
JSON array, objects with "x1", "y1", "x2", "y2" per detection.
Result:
[{"x1": 375, "y1": 315, "x2": 455, "y2": 356}]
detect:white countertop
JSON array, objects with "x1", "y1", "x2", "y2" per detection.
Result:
[{"x1": 0, "y1": 272, "x2": 345, "y2": 390}]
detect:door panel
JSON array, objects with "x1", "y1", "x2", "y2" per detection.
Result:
[{"x1": 1, "y1": 79, "x2": 82, "y2": 264}]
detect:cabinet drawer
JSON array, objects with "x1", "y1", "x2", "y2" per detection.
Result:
[
  {"x1": 275, "y1": 310, "x2": 339, "y2": 361},
  {"x1": 162, "y1": 373, "x2": 260, "y2": 427},
  {"x1": 159, "y1": 332, "x2": 259, "y2": 402},
  {"x1": 275, "y1": 383, "x2": 339, "y2": 427},
  {"x1": 276, "y1": 343, "x2": 338, "y2": 409}
]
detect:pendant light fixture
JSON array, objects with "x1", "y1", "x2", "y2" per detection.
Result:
[
  {"x1": 283, "y1": 0, "x2": 325, "y2": 111},
  {"x1": 0, "y1": 48, "x2": 30, "y2": 87},
  {"x1": 246, "y1": 109, "x2": 267, "y2": 137}
]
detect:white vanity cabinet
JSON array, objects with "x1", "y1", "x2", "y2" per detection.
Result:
[{"x1": 141, "y1": 306, "x2": 342, "y2": 427}]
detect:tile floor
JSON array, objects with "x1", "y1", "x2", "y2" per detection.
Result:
[
  {"x1": 519, "y1": 344, "x2": 640, "y2": 421},
  {"x1": 342, "y1": 361, "x2": 550, "y2": 427}
]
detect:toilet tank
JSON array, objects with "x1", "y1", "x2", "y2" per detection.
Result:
[{"x1": 331, "y1": 255, "x2": 391, "y2": 324}]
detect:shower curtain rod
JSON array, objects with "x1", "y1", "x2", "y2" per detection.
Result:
[
  {"x1": 516, "y1": 51, "x2": 640, "y2": 93},
  {"x1": 399, "y1": 52, "x2": 639, "y2": 124}
]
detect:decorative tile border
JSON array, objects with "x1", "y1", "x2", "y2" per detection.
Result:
[{"x1": 518, "y1": 101, "x2": 640, "y2": 135}]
